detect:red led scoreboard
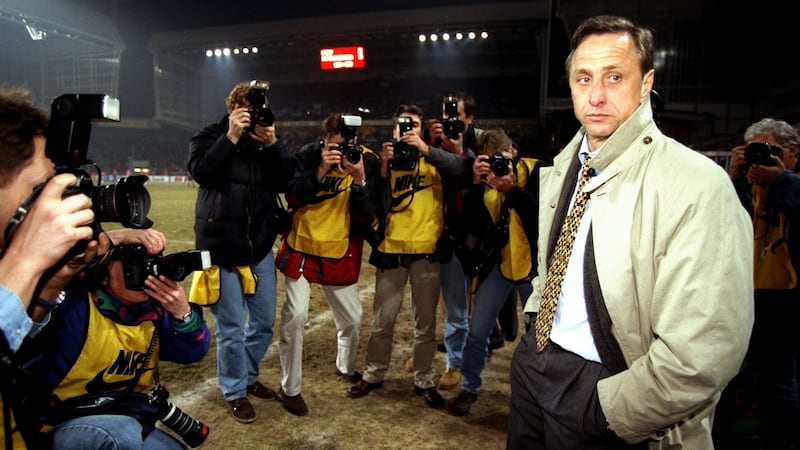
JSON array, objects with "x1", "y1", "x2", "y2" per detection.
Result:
[{"x1": 320, "y1": 46, "x2": 365, "y2": 70}]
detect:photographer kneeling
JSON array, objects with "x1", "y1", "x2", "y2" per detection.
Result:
[{"x1": 16, "y1": 228, "x2": 211, "y2": 450}]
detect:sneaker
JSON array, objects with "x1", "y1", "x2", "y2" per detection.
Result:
[
  {"x1": 413, "y1": 385, "x2": 445, "y2": 409},
  {"x1": 247, "y1": 381, "x2": 276, "y2": 399},
  {"x1": 335, "y1": 369, "x2": 363, "y2": 384},
  {"x1": 277, "y1": 387, "x2": 309, "y2": 416},
  {"x1": 228, "y1": 397, "x2": 256, "y2": 423},
  {"x1": 438, "y1": 367, "x2": 462, "y2": 391},
  {"x1": 451, "y1": 389, "x2": 478, "y2": 416}
]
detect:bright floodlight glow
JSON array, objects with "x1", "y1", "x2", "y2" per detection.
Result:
[
  {"x1": 206, "y1": 50, "x2": 213, "y2": 57},
  {"x1": 418, "y1": 34, "x2": 426, "y2": 42},
  {"x1": 214, "y1": 49, "x2": 222, "y2": 56},
  {"x1": 430, "y1": 33, "x2": 438, "y2": 41},
  {"x1": 468, "y1": 31, "x2": 476, "y2": 39},
  {"x1": 481, "y1": 31, "x2": 489, "y2": 39},
  {"x1": 252, "y1": 47, "x2": 259, "y2": 53},
  {"x1": 223, "y1": 48, "x2": 231, "y2": 56},
  {"x1": 455, "y1": 32, "x2": 463, "y2": 40},
  {"x1": 233, "y1": 48, "x2": 240, "y2": 54},
  {"x1": 242, "y1": 48, "x2": 249, "y2": 54},
  {"x1": 442, "y1": 32, "x2": 450, "y2": 41}
]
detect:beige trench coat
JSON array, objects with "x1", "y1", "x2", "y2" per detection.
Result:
[{"x1": 529, "y1": 100, "x2": 754, "y2": 449}]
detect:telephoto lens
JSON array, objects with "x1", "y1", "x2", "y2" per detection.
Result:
[{"x1": 160, "y1": 401, "x2": 210, "y2": 448}]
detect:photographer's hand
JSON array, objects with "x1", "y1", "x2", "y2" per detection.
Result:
[
  {"x1": 226, "y1": 107, "x2": 251, "y2": 145},
  {"x1": 440, "y1": 132, "x2": 464, "y2": 156},
  {"x1": 380, "y1": 141, "x2": 394, "y2": 177},
  {"x1": 1, "y1": 173, "x2": 94, "y2": 310},
  {"x1": 144, "y1": 274, "x2": 192, "y2": 321},
  {"x1": 473, "y1": 155, "x2": 491, "y2": 184},
  {"x1": 403, "y1": 133, "x2": 430, "y2": 157},
  {"x1": 748, "y1": 156, "x2": 785, "y2": 186},
  {"x1": 728, "y1": 145, "x2": 747, "y2": 180},
  {"x1": 250, "y1": 124, "x2": 277, "y2": 146},
  {"x1": 319, "y1": 140, "x2": 344, "y2": 177},
  {"x1": 107, "y1": 228, "x2": 167, "y2": 255}
]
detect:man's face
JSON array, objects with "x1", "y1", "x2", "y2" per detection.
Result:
[
  {"x1": 568, "y1": 32, "x2": 654, "y2": 150},
  {"x1": 457, "y1": 99, "x2": 474, "y2": 128},
  {"x1": 0, "y1": 136, "x2": 55, "y2": 247}
]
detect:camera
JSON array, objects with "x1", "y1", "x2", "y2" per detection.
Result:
[
  {"x1": 338, "y1": 114, "x2": 363, "y2": 165},
  {"x1": 391, "y1": 116, "x2": 419, "y2": 171},
  {"x1": 465, "y1": 216, "x2": 510, "y2": 279},
  {"x1": 441, "y1": 92, "x2": 465, "y2": 140},
  {"x1": 149, "y1": 385, "x2": 209, "y2": 448},
  {"x1": 744, "y1": 142, "x2": 782, "y2": 167},
  {"x1": 245, "y1": 80, "x2": 275, "y2": 130},
  {"x1": 3, "y1": 94, "x2": 153, "y2": 254},
  {"x1": 488, "y1": 152, "x2": 512, "y2": 177},
  {"x1": 114, "y1": 244, "x2": 211, "y2": 291}
]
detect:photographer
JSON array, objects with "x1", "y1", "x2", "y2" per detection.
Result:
[
  {"x1": 187, "y1": 80, "x2": 295, "y2": 424},
  {"x1": 718, "y1": 118, "x2": 800, "y2": 449},
  {"x1": 16, "y1": 228, "x2": 210, "y2": 450},
  {"x1": 0, "y1": 85, "x2": 101, "y2": 448},
  {"x1": 347, "y1": 104, "x2": 469, "y2": 409},
  {"x1": 450, "y1": 129, "x2": 542, "y2": 416},
  {"x1": 275, "y1": 112, "x2": 379, "y2": 416}
]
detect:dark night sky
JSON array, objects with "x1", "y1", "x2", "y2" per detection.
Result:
[{"x1": 64, "y1": 0, "x2": 533, "y2": 116}]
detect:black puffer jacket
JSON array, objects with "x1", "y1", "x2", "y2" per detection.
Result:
[{"x1": 188, "y1": 115, "x2": 295, "y2": 266}]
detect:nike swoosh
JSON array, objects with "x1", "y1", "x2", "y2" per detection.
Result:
[{"x1": 85, "y1": 367, "x2": 148, "y2": 393}]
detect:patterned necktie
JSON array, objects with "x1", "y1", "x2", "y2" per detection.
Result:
[{"x1": 535, "y1": 155, "x2": 593, "y2": 351}]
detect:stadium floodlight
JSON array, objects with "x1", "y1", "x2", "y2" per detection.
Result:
[
  {"x1": 25, "y1": 25, "x2": 46, "y2": 41},
  {"x1": 430, "y1": 33, "x2": 438, "y2": 42},
  {"x1": 455, "y1": 32, "x2": 463, "y2": 40},
  {"x1": 251, "y1": 47, "x2": 259, "y2": 53},
  {"x1": 206, "y1": 50, "x2": 213, "y2": 57},
  {"x1": 442, "y1": 32, "x2": 450, "y2": 41},
  {"x1": 223, "y1": 48, "x2": 231, "y2": 56},
  {"x1": 468, "y1": 31, "x2": 476, "y2": 39},
  {"x1": 233, "y1": 48, "x2": 240, "y2": 55},
  {"x1": 481, "y1": 31, "x2": 489, "y2": 39},
  {"x1": 214, "y1": 49, "x2": 222, "y2": 56},
  {"x1": 418, "y1": 34, "x2": 426, "y2": 42},
  {"x1": 242, "y1": 48, "x2": 250, "y2": 54}
]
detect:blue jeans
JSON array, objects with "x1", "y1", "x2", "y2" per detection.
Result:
[
  {"x1": 51, "y1": 415, "x2": 185, "y2": 449},
  {"x1": 460, "y1": 263, "x2": 516, "y2": 394},
  {"x1": 211, "y1": 252, "x2": 277, "y2": 401},
  {"x1": 440, "y1": 255, "x2": 470, "y2": 371}
]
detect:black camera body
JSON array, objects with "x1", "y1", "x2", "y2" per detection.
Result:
[
  {"x1": 115, "y1": 244, "x2": 211, "y2": 291},
  {"x1": 489, "y1": 152, "x2": 512, "y2": 177},
  {"x1": 149, "y1": 385, "x2": 209, "y2": 448},
  {"x1": 466, "y1": 216, "x2": 510, "y2": 279},
  {"x1": 9, "y1": 94, "x2": 155, "y2": 255},
  {"x1": 441, "y1": 92, "x2": 465, "y2": 140},
  {"x1": 245, "y1": 79, "x2": 275, "y2": 129},
  {"x1": 744, "y1": 142, "x2": 782, "y2": 167},
  {"x1": 391, "y1": 116, "x2": 418, "y2": 171},
  {"x1": 338, "y1": 114, "x2": 363, "y2": 164}
]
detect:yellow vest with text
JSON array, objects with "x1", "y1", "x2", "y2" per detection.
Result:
[
  {"x1": 378, "y1": 157, "x2": 444, "y2": 254},
  {"x1": 52, "y1": 296, "x2": 158, "y2": 402}
]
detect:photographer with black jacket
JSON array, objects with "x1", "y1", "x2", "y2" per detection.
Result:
[{"x1": 187, "y1": 80, "x2": 295, "y2": 424}]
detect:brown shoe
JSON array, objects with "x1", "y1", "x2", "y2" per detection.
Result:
[
  {"x1": 347, "y1": 379, "x2": 383, "y2": 398},
  {"x1": 277, "y1": 387, "x2": 309, "y2": 416},
  {"x1": 228, "y1": 397, "x2": 256, "y2": 423},
  {"x1": 247, "y1": 381, "x2": 276, "y2": 399},
  {"x1": 438, "y1": 367, "x2": 462, "y2": 391}
]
